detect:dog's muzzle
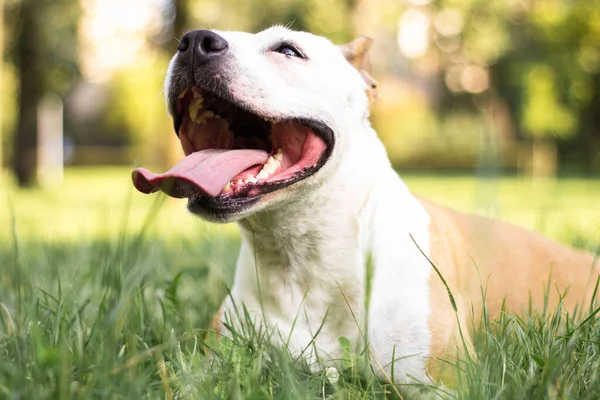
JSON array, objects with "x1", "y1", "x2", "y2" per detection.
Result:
[{"x1": 131, "y1": 29, "x2": 335, "y2": 220}]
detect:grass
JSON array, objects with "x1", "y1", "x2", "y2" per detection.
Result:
[{"x1": 1, "y1": 167, "x2": 599, "y2": 399}]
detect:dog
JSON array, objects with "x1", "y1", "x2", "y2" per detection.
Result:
[{"x1": 132, "y1": 26, "x2": 597, "y2": 391}]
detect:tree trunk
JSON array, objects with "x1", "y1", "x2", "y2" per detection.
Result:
[
  {"x1": 531, "y1": 138, "x2": 557, "y2": 178},
  {"x1": 12, "y1": 0, "x2": 44, "y2": 187}
]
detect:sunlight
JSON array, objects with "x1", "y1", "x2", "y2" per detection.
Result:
[
  {"x1": 79, "y1": 0, "x2": 164, "y2": 82},
  {"x1": 397, "y1": 8, "x2": 430, "y2": 59}
]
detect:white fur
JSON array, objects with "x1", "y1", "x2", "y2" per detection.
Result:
[{"x1": 166, "y1": 26, "x2": 433, "y2": 386}]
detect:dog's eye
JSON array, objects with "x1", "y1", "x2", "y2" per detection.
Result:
[{"x1": 274, "y1": 44, "x2": 304, "y2": 58}]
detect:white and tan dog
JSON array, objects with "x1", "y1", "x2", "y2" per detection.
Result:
[{"x1": 132, "y1": 27, "x2": 597, "y2": 389}]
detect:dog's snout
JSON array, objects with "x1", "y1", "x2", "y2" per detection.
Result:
[{"x1": 178, "y1": 30, "x2": 228, "y2": 64}]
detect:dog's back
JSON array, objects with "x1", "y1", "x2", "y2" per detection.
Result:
[{"x1": 420, "y1": 196, "x2": 597, "y2": 320}]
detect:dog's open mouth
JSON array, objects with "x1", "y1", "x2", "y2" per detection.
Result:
[{"x1": 131, "y1": 87, "x2": 332, "y2": 203}]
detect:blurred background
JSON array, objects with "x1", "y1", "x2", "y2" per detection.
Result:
[
  {"x1": 0, "y1": 2, "x2": 598, "y2": 394},
  {"x1": 2, "y1": 0, "x2": 600, "y2": 183},
  {"x1": 0, "y1": 0, "x2": 598, "y2": 245}
]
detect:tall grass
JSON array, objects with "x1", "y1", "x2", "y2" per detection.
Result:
[{"x1": 1, "y1": 168, "x2": 599, "y2": 399}]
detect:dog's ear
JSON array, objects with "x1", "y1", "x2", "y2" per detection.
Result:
[{"x1": 339, "y1": 36, "x2": 378, "y2": 106}]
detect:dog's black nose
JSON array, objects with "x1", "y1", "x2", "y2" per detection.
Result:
[{"x1": 178, "y1": 30, "x2": 228, "y2": 64}]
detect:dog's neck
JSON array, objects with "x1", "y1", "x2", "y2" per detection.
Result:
[
  {"x1": 236, "y1": 122, "x2": 389, "y2": 287},
  {"x1": 237, "y1": 185, "x2": 368, "y2": 278}
]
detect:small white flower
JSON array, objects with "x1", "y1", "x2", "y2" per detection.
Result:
[
  {"x1": 325, "y1": 366, "x2": 339, "y2": 384},
  {"x1": 262, "y1": 351, "x2": 272, "y2": 364}
]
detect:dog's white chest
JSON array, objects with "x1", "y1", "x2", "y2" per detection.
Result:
[
  {"x1": 221, "y1": 173, "x2": 433, "y2": 382},
  {"x1": 225, "y1": 206, "x2": 369, "y2": 361}
]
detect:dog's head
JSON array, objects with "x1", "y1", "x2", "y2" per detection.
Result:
[{"x1": 132, "y1": 26, "x2": 377, "y2": 222}]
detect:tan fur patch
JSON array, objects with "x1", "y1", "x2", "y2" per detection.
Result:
[{"x1": 417, "y1": 195, "x2": 597, "y2": 380}]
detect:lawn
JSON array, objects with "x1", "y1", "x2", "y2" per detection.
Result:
[{"x1": 1, "y1": 167, "x2": 599, "y2": 399}]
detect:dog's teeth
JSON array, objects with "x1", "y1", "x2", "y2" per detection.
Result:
[
  {"x1": 190, "y1": 96, "x2": 203, "y2": 106},
  {"x1": 263, "y1": 157, "x2": 280, "y2": 174},
  {"x1": 235, "y1": 179, "x2": 243, "y2": 185},
  {"x1": 262, "y1": 164, "x2": 274, "y2": 174},
  {"x1": 191, "y1": 87, "x2": 202, "y2": 99},
  {"x1": 188, "y1": 95, "x2": 206, "y2": 123},
  {"x1": 256, "y1": 170, "x2": 269, "y2": 180},
  {"x1": 178, "y1": 88, "x2": 189, "y2": 99},
  {"x1": 246, "y1": 175, "x2": 258, "y2": 184},
  {"x1": 195, "y1": 110, "x2": 215, "y2": 124},
  {"x1": 273, "y1": 150, "x2": 283, "y2": 162},
  {"x1": 223, "y1": 182, "x2": 232, "y2": 193},
  {"x1": 189, "y1": 102, "x2": 201, "y2": 123},
  {"x1": 267, "y1": 156, "x2": 281, "y2": 167}
]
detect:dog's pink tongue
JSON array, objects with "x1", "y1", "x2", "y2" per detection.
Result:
[{"x1": 132, "y1": 149, "x2": 269, "y2": 198}]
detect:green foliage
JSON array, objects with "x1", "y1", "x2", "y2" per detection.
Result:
[
  {"x1": 429, "y1": 0, "x2": 600, "y2": 142},
  {"x1": 456, "y1": 289, "x2": 600, "y2": 400},
  {"x1": 523, "y1": 65, "x2": 576, "y2": 139}
]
